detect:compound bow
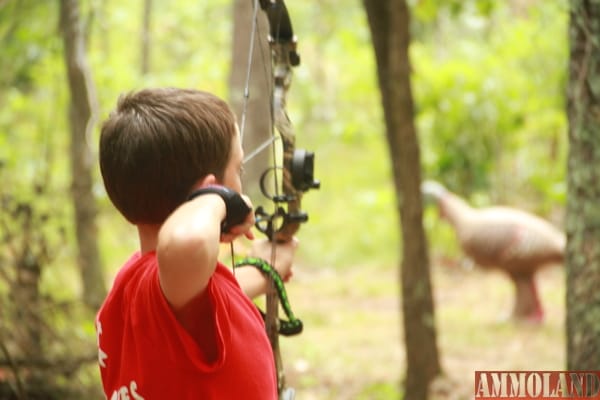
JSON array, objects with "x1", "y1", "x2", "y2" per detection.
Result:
[{"x1": 236, "y1": 1, "x2": 319, "y2": 399}]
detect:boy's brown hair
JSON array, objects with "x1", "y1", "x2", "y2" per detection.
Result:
[{"x1": 99, "y1": 88, "x2": 237, "y2": 224}]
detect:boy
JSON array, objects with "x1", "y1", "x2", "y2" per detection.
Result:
[{"x1": 96, "y1": 87, "x2": 297, "y2": 399}]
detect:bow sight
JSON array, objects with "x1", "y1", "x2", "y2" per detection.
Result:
[
  {"x1": 292, "y1": 149, "x2": 319, "y2": 192},
  {"x1": 255, "y1": 148, "x2": 319, "y2": 239}
]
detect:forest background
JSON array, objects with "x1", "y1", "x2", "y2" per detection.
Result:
[{"x1": 0, "y1": 0, "x2": 568, "y2": 399}]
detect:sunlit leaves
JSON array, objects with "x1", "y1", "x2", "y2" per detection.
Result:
[
  {"x1": 0, "y1": 0, "x2": 570, "y2": 271},
  {"x1": 412, "y1": 1, "x2": 568, "y2": 210},
  {"x1": 0, "y1": 1, "x2": 59, "y2": 90}
]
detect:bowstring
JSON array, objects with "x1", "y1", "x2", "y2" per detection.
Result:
[
  {"x1": 239, "y1": 0, "x2": 260, "y2": 145},
  {"x1": 234, "y1": 0, "x2": 265, "y2": 274},
  {"x1": 232, "y1": 0, "x2": 259, "y2": 277}
]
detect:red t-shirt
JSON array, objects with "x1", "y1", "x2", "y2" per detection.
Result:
[{"x1": 96, "y1": 252, "x2": 277, "y2": 399}]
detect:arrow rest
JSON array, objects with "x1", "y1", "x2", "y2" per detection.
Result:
[{"x1": 254, "y1": 205, "x2": 286, "y2": 239}]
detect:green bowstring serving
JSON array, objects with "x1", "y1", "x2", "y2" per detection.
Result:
[{"x1": 235, "y1": 257, "x2": 303, "y2": 336}]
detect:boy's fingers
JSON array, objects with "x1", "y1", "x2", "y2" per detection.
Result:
[{"x1": 220, "y1": 220, "x2": 255, "y2": 243}]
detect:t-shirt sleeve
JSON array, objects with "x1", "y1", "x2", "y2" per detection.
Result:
[{"x1": 127, "y1": 258, "x2": 230, "y2": 372}]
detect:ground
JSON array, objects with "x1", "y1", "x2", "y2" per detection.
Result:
[{"x1": 277, "y1": 258, "x2": 565, "y2": 399}]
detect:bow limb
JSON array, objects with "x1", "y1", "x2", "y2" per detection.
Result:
[
  {"x1": 244, "y1": 1, "x2": 319, "y2": 398},
  {"x1": 260, "y1": 3, "x2": 298, "y2": 397},
  {"x1": 261, "y1": 0, "x2": 318, "y2": 242}
]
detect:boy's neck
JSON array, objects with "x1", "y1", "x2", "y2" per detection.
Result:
[{"x1": 137, "y1": 223, "x2": 160, "y2": 254}]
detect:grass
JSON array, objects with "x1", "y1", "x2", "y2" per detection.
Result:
[{"x1": 278, "y1": 257, "x2": 565, "y2": 399}]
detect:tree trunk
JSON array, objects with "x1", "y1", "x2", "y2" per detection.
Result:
[
  {"x1": 141, "y1": 0, "x2": 152, "y2": 75},
  {"x1": 7, "y1": 203, "x2": 44, "y2": 394},
  {"x1": 363, "y1": 1, "x2": 441, "y2": 398},
  {"x1": 565, "y1": 0, "x2": 600, "y2": 369},
  {"x1": 229, "y1": 0, "x2": 272, "y2": 200},
  {"x1": 59, "y1": 0, "x2": 106, "y2": 309}
]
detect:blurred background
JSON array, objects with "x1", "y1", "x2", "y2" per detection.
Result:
[{"x1": 0, "y1": 0, "x2": 567, "y2": 398}]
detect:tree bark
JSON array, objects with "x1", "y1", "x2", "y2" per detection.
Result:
[
  {"x1": 59, "y1": 0, "x2": 106, "y2": 309},
  {"x1": 141, "y1": 0, "x2": 152, "y2": 75},
  {"x1": 565, "y1": 0, "x2": 600, "y2": 369},
  {"x1": 363, "y1": 1, "x2": 441, "y2": 398},
  {"x1": 229, "y1": 0, "x2": 273, "y2": 200}
]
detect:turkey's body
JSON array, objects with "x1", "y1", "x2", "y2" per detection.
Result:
[{"x1": 424, "y1": 181, "x2": 565, "y2": 322}]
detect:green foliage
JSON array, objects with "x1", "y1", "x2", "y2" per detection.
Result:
[
  {"x1": 1, "y1": 0, "x2": 567, "y2": 271},
  {"x1": 281, "y1": 2, "x2": 398, "y2": 270},
  {"x1": 0, "y1": 1, "x2": 59, "y2": 90},
  {"x1": 289, "y1": 1, "x2": 380, "y2": 144},
  {"x1": 90, "y1": 0, "x2": 232, "y2": 107},
  {"x1": 413, "y1": 1, "x2": 568, "y2": 211},
  {"x1": 0, "y1": 162, "x2": 99, "y2": 398},
  {"x1": 0, "y1": 0, "x2": 572, "y2": 394},
  {"x1": 411, "y1": 0, "x2": 497, "y2": 26},
  {"x1": 290, "y1": 1, "x2": 569, "y2": 269}
]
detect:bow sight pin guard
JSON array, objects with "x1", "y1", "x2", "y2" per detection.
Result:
[{"x1": 291, "y1": 149, "x2": 320, "y2": 192}]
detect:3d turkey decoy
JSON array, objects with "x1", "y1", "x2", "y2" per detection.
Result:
[{"x1": 422, "y1": 180, "x2": 565, "y2": 322}]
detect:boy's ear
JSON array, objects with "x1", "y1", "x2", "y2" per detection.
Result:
[{"x1": 191, "y1": 174, "x2": 217, "y2": 191}]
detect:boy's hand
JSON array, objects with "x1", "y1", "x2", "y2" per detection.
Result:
[
  {"x1": 220, "y1": 193, "x2": 255, "y2": 243},
  {"x1": 250, "y1": 237, "x2": 299, "y2": 282},
  {"x1": 188, "y1": 185, "x2": 255, "y2": 243}
]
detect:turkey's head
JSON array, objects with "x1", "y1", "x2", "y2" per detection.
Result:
[
  {"x1": 421, "y1": 180, "x2": 452, "y2": 221},
  {"x1": 421, "y1": 180, "x2": 448, "y2": 201}
]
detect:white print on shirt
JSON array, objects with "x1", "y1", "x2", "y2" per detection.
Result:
[
  {"x1": 96, "y1": 319, "x2": 108, "y2": 368},
  {"x1": 97, "y1": 319, "x2": 146, "y2": 399},
  {"x1": 110, "y1": 381, "x2": 145, "y2": 400}
]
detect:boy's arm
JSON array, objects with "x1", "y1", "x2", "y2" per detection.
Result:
[{"x1": 156, "y1": 194, "x2": 226, "y2": 309}]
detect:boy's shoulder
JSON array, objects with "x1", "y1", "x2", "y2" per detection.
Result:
[
  {"x1": 101, "y1": 251, "x2": 156, "y2": 307},
  {"x1": 115, "y1": 251, "x2": 155, "y2": 281}
]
